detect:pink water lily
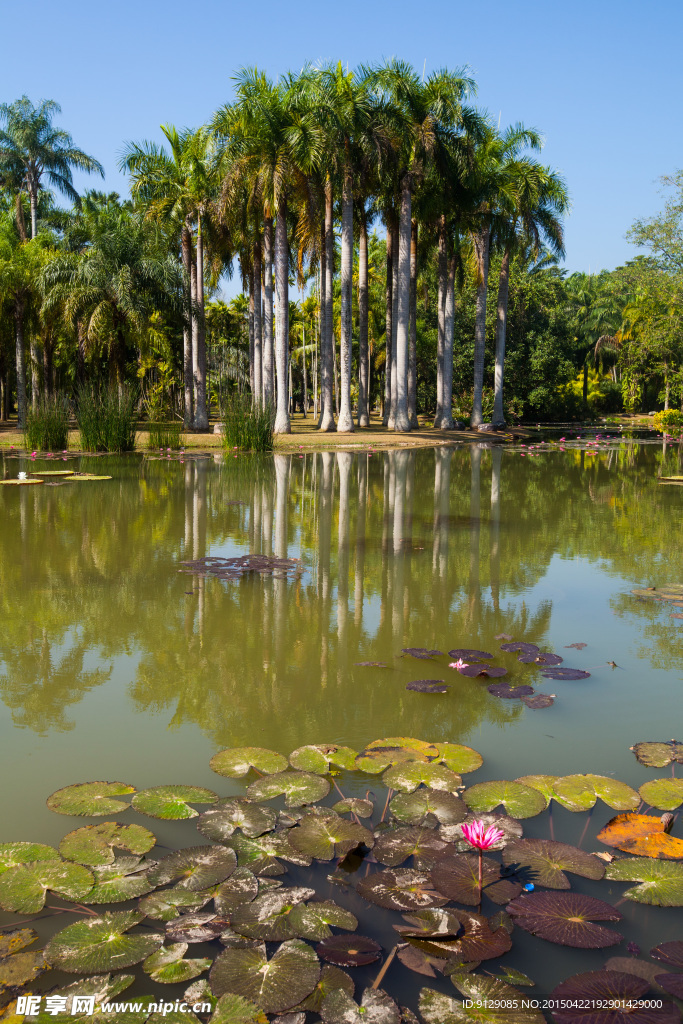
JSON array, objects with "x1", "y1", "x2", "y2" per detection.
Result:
[
  {"x1": 449, "y1": 658, "x2": 469, "y2": 670},
  {"x1": 460, "y1": 820, "x2": 506, "y2": 850}
]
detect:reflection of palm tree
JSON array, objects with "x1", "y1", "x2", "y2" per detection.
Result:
[{"x1": 490, "y1": 446, "x2": 502, "y2": 612}]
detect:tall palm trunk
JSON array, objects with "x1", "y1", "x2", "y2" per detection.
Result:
[
  {"x1": 434, "y1": 218, "x2": 447, "y2": 427},
  {"x1": 357, "y1": 211, "x2": 370, "y2": 427},
  {"x1": 319, "y1": 181, "x2": 336, "y2": 431},
  {"x1": 389, "y1": 217, "x2": 399, "y2": 429},
  {"x1": 181, "y1": 223, "x2": 194, "y2": 426},
  {"x1": 253, "y1": 238, "x2": 263, "y2": 407},
  {"x1": 493, "y1": 247, "x2": 510, "y2": 425},
  {"x1": 193, "y1": 214, "x2": 209, "y2": 429},
  {"x1": 393, "y1": 178, "x2": 411, "y2": 432},
  {"x1": 383, "y1": 221, "x2": 393, "y2": 425},
  {"x1": 302, "y1": 313, "x2": 308, "y2": 417},
  {"x1": 29, "y1": 187, "x2": 37, "y2": 239},
  {"x1": 77, "y1": 320, "x2": 86, "y2": 385},
  {"x1": 273, "y1": 199, "x2": 291, "y2": 434},
  {"x1": 30, "y1": 341, "x2": 39, "y2": 411},
  {"x1": 471, "y1": 223, "x2": 491, "y2": 428},
  {"x1": 337, "y1": 159, "x2": 354, "y2": 432},
  {"x1": 248, "y1": 279, "x2": 255, "y2": 397},
  {"x1": 15, "y1": 298, "x2": 27, "y2": 429},
  {"x1": 262, "y1": 218, "x2": 275, "y2": 408},
  {"x1": 408, "y1": 218, "x2": 418, "y2": 428},
  {"x1": 441, "y1": 250, "x2": 456, "y2": 429}
]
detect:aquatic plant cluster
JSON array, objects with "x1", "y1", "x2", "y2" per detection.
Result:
[{"x1": 1, "y1": 738, "x2": 682, "y2": 1023}]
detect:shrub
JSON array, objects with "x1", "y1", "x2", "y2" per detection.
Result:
[
  {"x1": 147, "y1": 420, "x2": 183, "y2": 450},
  {"x1": 652, "y1": 409, "x2": 683, "y2": 434},
  {"x1": 76, "y1": 384, "x2": 137, "y2": 452},
  {"x1": 221, "y1": 393, "x2": 274, "y2": 452},
  {"x1": 24, "y1": 395, "x2": 70, "y2": 452}
]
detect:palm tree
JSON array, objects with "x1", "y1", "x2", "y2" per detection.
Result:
[
  {"x1": 0, "y1": 228, "x2": 46, "y2": 427},
  {"x1": 0, "y1": 97, "x2": 103, "y2": 239}
]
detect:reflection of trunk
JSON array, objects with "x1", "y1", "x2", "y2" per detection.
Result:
[
  {"x1": 336, "y1": 452, "x2": 352, "y2": 665},
  {"x1": 408, "y1": 219, "x2": 418, "y2": 428},
  {"x1": 262, "y1": 218, "x2": 275, "y2": 408},
  {"x1": 383, "y1": 221, "x2": 393, "y2": 426},
  {"x1": 252, "y1": 478, "x2": 262, "y2": 555},
  {"x1": 15, "y1": 298, "x2": 27, "y2": 429},
  {"x1": 274, "y1": 455, "x2": 290, "y2": 559},
  {"x1": 468, "y1": 446, "x2": 482, "y2": 619},
  {"x1": 357, "y1": 212, "x2": 370, "y2": 427},
  {"x1": 391, "y1": 451, "x2": 409, "y2": 640},
  {"x1": 432, "y1": 447, "x2": 451, "y2": 579},
  {"x1": 319, "y1": 184, "x2": 336, "y2": 431},
  {"x1": 318, "y1": 450, "x2": 334, "y2": 607},
  {"x1": 434, "y1": 217, "x2": 447, "y2": 427},
  {"x1": 490, "y1": 446, "x2": 501, "y2": 613},
  {"x1": 354, "y1": 455, "x2": 367, "y2": 628}
]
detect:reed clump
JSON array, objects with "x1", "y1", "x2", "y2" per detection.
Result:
[
  {"x1": 221, "y1": 393, "x2": 274, "y2": 452},
  {"x1": 76, "y1": 384, "x2": 137, "y2": 452}
]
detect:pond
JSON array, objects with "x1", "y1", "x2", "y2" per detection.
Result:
[{"x1": 1, "y1": 435, "x2": 682, "y2": 1019}]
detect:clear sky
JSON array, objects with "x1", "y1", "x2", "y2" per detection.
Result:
[{"x1": 2, "y1": 0, "x2": 681, "y2": 282}]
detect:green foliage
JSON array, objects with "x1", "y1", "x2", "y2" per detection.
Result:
[
  {"x1": 24, "y1": 394, "x2": 70, "y2": 451},
  {"x1": 652, "y1": 409, "x2": 683, "y2": 434},
  {"x1": 147, "y1": 421, "x2": 183, "y2": 450},
  {"x1": 221, "y1": 393, "x2": 274, "y2": 453},
  {"x1": 76, "y1": 384, "x2": 137, "y2": 452}
]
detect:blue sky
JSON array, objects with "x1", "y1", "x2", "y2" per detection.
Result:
[{"x1": 2, "y1": 0, "x2": 681, "y2": 283}]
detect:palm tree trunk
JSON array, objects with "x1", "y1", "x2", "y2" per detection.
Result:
[
  {"x1": 181, "y1": 223, "x2": 194, "y2": 427},
  {"x1": 193, "y1": 214, "x2": 209, "y2": 429},
  {"x1": 15, "y1": 298, "x2": 27, "y2": 429},
  {"x1": 393, "y1": 178, "x2": 411, "y2": 432},
  {"x1": 302, "y1": 313, "x2": 308, "y2": 417},
  {"x1": 389, "y1": 216, "x2": 399, "y2": 429},
  {"x1": 357, "y1": 211, "x2": 370, "y2": 427},
  {"x1": 273, "y1": 200, "x2": 291, "y2": 434},
  {"x1": 337, "y1": 159, "x2": 354, "y2": 432},
  {"x1": 253, "y1": 238, "x2": 263, "y2": 407},
  {"x1": 29, "y1": 188, "x2": 37, "y2": 239},
  {"x1": 383, "y1": 221, "x2": 393, "y2": 425},
  {"x1": 441, "y1": 250, "x2": 456, "y2": 429},
  {"x1": 471, "y1": 223, "x2": 491, "y2": 428},
  {"x1": 30, "y1": 341, "x2": 39, "y2": 411},
  {"x1": 408, "y1": 218, "x2": 418, "y2": 428},
  {"x1": 77, "y1": 320, "x2": 86, "y2": 385},
  {"x1": 333, "y1": 330, "x2": 339, "y2": 417},
  {"x1": 262, "y1": 218, "x2": 275, "y2": 408},
  {"x1": 319, "y1": 181, "x2": 336, "y2": 430},
  {"x1": 434, "y1": 218, "x2": 446, "y2": 427},
  {"x1": 248, "y1": 277, "x2": 255, "y2": 397},
  {"x1": 493, "y1": 248, "x2": 510, "y2": 425}
]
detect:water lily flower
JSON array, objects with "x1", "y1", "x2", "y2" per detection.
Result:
[
  {"x1": 449, "y1": 659, "x2": 469, "y2": 670},
  {"x1": 460, "y1": 820, "x2": 505, "y2": 850}
]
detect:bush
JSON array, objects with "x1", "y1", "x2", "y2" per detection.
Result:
[
  {"x1": 24, "y1": 395, "x2": 70, "y2": 452},
  {"x1": 76, "y1": 384, "x2": 137, "y2": 452},
  {"x1": 652, "y1": 409, "x2": 683, "y2": 434},
  {"x1": 221, "y1": 393, "x2": 274, "y2": 452},
  {"x1": 147, "y1": 420, "x2": 183, "y2": 450}
]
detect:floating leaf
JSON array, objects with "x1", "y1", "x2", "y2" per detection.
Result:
[
  {"x1": 540, "y1": 667, "x2": 590, "y2": 680},
  {"x1": 632, "y1": 741, "x2": 683, "y2": 768},
  {"x1": 0, "y1": 927, "x2": 38, "y2": 957},
  {"x1": 355, "y1": 739, "x2": 439, "y2": 773},
  {"x1": 166, "y1": 913, "x2": 232, "y2": 943},
  {"x1": 548, "y1": 970, "x2": 675, "y2": 1024},
  {"x1": 226, "y1": 832, "x2": 311, "y2": 875},
  {"x1": 521, "y1": 694, "x2": 555, "y2": 709},
  {"x1": 214, "y1": 868, "x2": 260, "y2": 915},
  {"x1": 286, "y1": 900, "x2": 358, "y2": 941},
  {"x1": 446, "y1": 974, "x2": 546, "y2": 1024},
  {"x1": 651, "y1": 941, "x2": 683, "y2": 969},
  {"x1": 398, "y1": 908, "x2": 512, "y2": 962},
  {"x1": 587, "y1": 775, "x2": 640, "y2": 810},
  {"x1": 383, "y1": 762, "x2": 462, "y2": 794},
  {"x1": 0, "y1": 843, "x2": 60, "y2": 873},
  {"x1": 0, "y1": 860, "x2": 94, "y2": 913},
  {"x1": 210, "y1": 748, "x2": 289, "y2": 778},
  {"x1": 320, "y1": 987, "x2": 400, "y2": 1024},
  {"x1": 397, "y1": 943, "x2": 439, "y2": 977},
  {"x1": 229, "y1": 887, "x2": 315, "y2": 941},
  {"x1": 448, "y1": 650, "x2": 493, "y2": 660},
  {"x1": 296, "y1": 964, "x2": 355, "y2": 1012},
  {"x1": 357, "y1": 868, "x2": 448, "y2": 911},
  {"x1": 506, "y1": 892, "x2": 622, "y2": 948},
  {"x1": 442, "y1": 814, "x2": 523, "y2": 851},
  {"x1": 316, "y1": 936, "x2": 381, "y2": 967},
  {"x1": 499, "y1": 642, "x2": 539, "y2": 655},
  {"x1": 247, "y1": 771, "x2": 330, "y2": 807},
  {"x1": 332, "y1": 798, "x2": 374, "y2": 818},
  {"x1": 431, "y1": 853, "x2": 522, "y2": 906},
  {"x1": 533, "y1": 653, "x2": 563, "y2": 666},
  {"x1": 59, "y1": 822, "x2": 156, "y2": 866},
  {"x1": 373, "y1": 826, "x2": 451, "y2": 868},
  {"x1": 131, "y1": 785, "x2": 218, "y2": 820},
  {"x1": 390, "y1": 788, "x2": 466, "y2": 826},
  {"x1": 45, "y1": 910, "x2": 163, "y2": 973},
  {"x1": 597, "y1": 813, "x2": 683, "y2": 858},
  {"x1": 147, "y1": 845, "x2": 237, "y2": 890},
  {"x1": 210, "y1": 939, "x2": 320, "y2": 1014},
  {"x1": 46, "y1": 782, "x2": 135, "y2": 816},
  {"x1": 85, "y1": 856, "x2": 155, "y2": 903},
  {"x1": 552, "y1": 775, "x2": 596, "y2": 811},
  {"x1": 502, "y1": 840, "x2": 605, "y2": 889},
  {"x1": 30, "y1": 973, "x2": 136, "y2": 1023},
  {"x1": 514, "y1": 776, "x2": 556, "y2": 807},
  {"x1": 435, "y1": 744, "x2": 484, "y2": 774},
  {"x1": 402, "y1": 648, "x2": 443, "y2": 659},
  {"x1": 605, "y1": 857, "x2": 683, "y2": 905},
  {"x1": 0, "y1": 949, "x2": 45, "y2": 988},
  {"x1": 143, "y1": 943, "x2": 211, "y2": 984},
  {"x1": 639, "y1": 778, "x2": 683, "y2": 810},
  {"x1": 565, "y1": 642, "x2": 587, "y2": 649},
  {"x1": 289, "y1": 811, "x2": 373, "y2": 860},
  {"x1": 139, "y1": 886, "x2": 215, "y2": 921},
  {"x1": 288, "y1": 745, "x2": 358, "y2": 774},
  {"x1": 487, "y1": 683, "x2": 532, "y2": 697},
  {"x1": 604, "y1": 957, "x2": 670, "y2": 992},
  {"x1": 208, "y1": 993, "x2": 267, "y2": 1024},
  {"x1": 655, "y1": 974, "x2": 683, "y2": 1001},
  {"x1": 197, "y1": 800, "x2": 277, "y2": 842},
  {"x1": 464, "y1": 781, "x2": 546, "y2": 819},
  {"x1": 406, "y1": 680, "x2": 449, "y2": 693}
]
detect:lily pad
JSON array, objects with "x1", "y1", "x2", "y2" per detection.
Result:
[
  {"x1": 166, "y1": 912, "x2": 232, "y2": 943},
  {"x1": 533, "y1": 653, "x2": 563, "y2": 666},
  {"x1": 487, "y1": 683, "x2": 532, "y2": 697},
  {"x1": 147, "y1": 845, "x2": 237, "y2": 890},
  {"x1": 143, "y1": 943, "x2": 211, "y2": 984},
  {"x1": 214, "y1": 868, "x2": 260, "y2": 915},
  {"x1": 131, "y1": 785, "x2": 218, "y2": 820},
  {"x1": 288, "y1": 745, "x2": 358, "y2": 773},
  {"x1": 632, "y1": 741, "x2": 683, "y2": 768},
  {"x1": 355, "y1": 739, "x2": 439, "y2": 773},
  {"x1": 229, "y1": 887, "x2": 314, "y2": 940},
  {"x1": 397, "y1": 943, "x2": 440, "y2": 977},
  {"x1": 0, "y1": 948, "x2": 46, "y2": 989},
  {"x1": 464, "y1": 781, "x2": 546, "y2": 819},
  {"x1": 521, "y1": 694, "x2": 555, "y2": 709},
  {"x1": 285, "y1": 900, "x2": 358, "y2": 942},
  {"x1": 44, "y1": 909, "x2": 164, "y2": 973},
  {"x1": 226, "y1": 832, "x2": 311, "y2": 875},
  {"x1": 430, "y1": 974, "x2": 546, "y2": 1024},
  {"x1": 383, "y1": 762, "x2": 462, "y2": 794},
  {"x1": 208, "y1": 993, "x2": 267, "y2": 1024},
  {"x1": 29, "y1": 973, "x2": 137, "y2": 1023},
  {"x1": 296, "y1": 964, "x2": 355, "y2": 1012},
  {"x1": 597, "y1": 813, "x2": 683, "y2": 858},
  {"x1": 651, "y1": 940, "x2": 683, "y2": 969},
  {"x1": 448, "y1": 650, "x2": 493, "y2": 660},
  {"x1": 197, "y1": 800, "x2": 277, "y2": 842},
  {"x1": 0, "y1": 842, "x2": 60, "y2": 873},
  {"x1": 332, "y1": 798, "x2": 374, "y2": 818},
  {"x1": 552, "y1": 775, "x2": 640, "y2": 812},
  {"x1": 605, "y1": 857, "x2": 683, "y2": 905},
  {"x1": 548, "y1": 970, "x2": 678, "y2": 1024},
  {"x1": 0, "y1": 927, "x2": 38, "y2": 957},
  {"x1": 59, "y1": 822, "x2": 156, "y2": 866},
  {"x1": 655, "y1": 975, "x2": 683, "y2": 1001},
  {"x1": 316, "y1": 936, "x2": 382, "y2": 967},
  {"x1": 430, "y1": 853, "x2": 523, "y2": 905},
  {"x1": 390, "y1": 788, "x2": 466, "y2": 826},
  {"x1": 247, "y1": 771, "x2": 330, "y2": 807},
  {"x1": 46, "y1": 782, "x2": 135, "y2": 816},
  {"x1": 289, "y1": 811, "x2": 373, "y2": 860},
  {"x1": 210, "y1": 939, "x2": 320, "y2": 1014},
  {"x1": 357, "y1": 868, "x2": 448, "y2": 911},
  {"x1": 398, "y1": 908, "x2": 512, "y2": 962},
  {"x1": 373, "y1": 826, "x2": 451, "y2": 868},
  {"x1": 85, "y1": 856, "x2": 155, "y2": 903},
  {"x1": 514, "y1": 776, "x2": 557, "y2": 807},
  {"x1": 540, "y1": 667, "x2": 590, "y2": 680},
  {"x1": 499, "y1": 642, "x2": 539, "y2": 655},
  {"x1": 506, "y1": 891, "x2": 623, "y2": 948},
  {"x1": 435, "y1": 743, "x2": 484, "y2": 774},
  {"x1": 639, "y1": 778, "x2": 683, "y2": 810},
  {"x1": 0, "y1": 860, "x2": 94, "y2": 914},
  {"x1": 210, "y1": 747, "x2": 289, "y2": 778},
  {"x1": 320, "y1": 987, "x2": 400, "y2": 1024},
  {"x1": 402, "y1": 648, "x2": 443, "y2": 659},
  {"x1": 406, "y1": 680, "x2": 449, "y2": 693},
  {"x1": 459, "y1": 665, "x2": 508, "y2": 678},
  {"x1": 139, "y1": 886, "x2": 215, "y2": 921},
  {"x1": 502, "y1": 840, "x2": 605, "y2": 889}
]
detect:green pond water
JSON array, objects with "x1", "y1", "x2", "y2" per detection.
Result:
[{"x1": 1, "y1": 435, "x2": 682, "y2": 1005}]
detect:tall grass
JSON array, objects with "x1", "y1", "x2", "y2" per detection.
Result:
[
  {"x1": 24, "y1": 395, "x2": 70, "y2": 452},
  {"x1": 221, "y1": 393, "x2": 274, "y2": 452},
  {"x1": 76, "y1": 384, "x2": 137, "y2": 452},
  {"x1": 147, "y1": 420, "x2": 183, "y2": 450}
]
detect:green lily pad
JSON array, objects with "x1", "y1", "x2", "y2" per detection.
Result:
[
  {"x1": 0, "y1": 843, "x2": 61, "y2": 874},
  {"x1": 463, "y1": 781, "x2": 546, "y2": 819},
  {"x1": 420, "y1": 975, "x2": 545, "y2": 1024},
  {"x1": 247, "y1": 772, "x2": 330, "y2": 808},
  {"x1": 502, "y1": 839, "x2": 605, "y2": 889},
  {"x1": 398, "y1": 908, "x2": 512, "y2": 962},
  {"x1": 639, "y1": 778, "x2": 683, "y2": 810},
  {"x1": 185, "y1": 979, "x2": 217, "y2": 1015},
  {"x1": 289, "y1": 811, "x2": 373, "y2": 860},
  {"x1": 332, "y1": 798, "x2": 374, "y2": 818},
  {"x1": 434, "y1": 743, "x2": 484, "y2": 775},
  {"x1": 208, "y1": 993, "x2": 268, "y2": 1024},
  {"x1": 453, "y1": 974, "x2": 544, "y2": 1022},
  {"x1": 214, "y1": 868, "x2": 260, "y2": 915},
  {"x1": 143, "y1": 943, "x2": 211, "y2": 984},
  {"x1": 383, "y1": 762, "x2": 462, "y2": 794},
  {"x1": 147, "y1": 845, "x2": 237, "y2": 891},
  {"x1": 551, "y1": 775, "x2": 640, "y2": 812},
  {"x1": 320, "y1": 987, "x2": 400, "y2": 1024},
  {"x1": 0, "y1": 860, "x2": 94, "y2": 913},
  {"x1": 390, "y1": 788, "x2": 466, "y2": 826},
  {"x1": 229, "y1": 887, "x2": 315, "y2": 941},
  {"x1": 373, "y1": 826, "x2": 451, "y2": 868},
  {"x1": 605, "y1": 857, "x2": 683, "y2": 905},
  {"x1": 226, "y1": 833, "x2": 311, "y2": 876},
  {"x1": 197, "y1": 799, "x2": 277, "y2": 842},
  {"x1": 0, "y1": 927, "x2": 38, "y2": 957},
  {"x1": 357, "y1": 868, "x2": 448, "y2": 911},
  {"x1": 210, "y1": 939, "x2": 320, "y2": 1014},
  {"x1": 46, "y1": 782, "x2": 135, "y2": 816},
  {"x1": 288, "y1": 745, "x2": 358, "y2": 774},
  {"x1": 514, "y1": 776, "x2": 557, "y2": 808},
  {"x1": 355, "y1": 738, "x2": 440, "y2": 773},
  {"x1": 166, "y1": 912, "x2": 231, "y2": 943},
  {"x1": 0, "y1": 948, "x2": 46, "y2": 988},
  {"x1": 59, "y1": 822, "x2": 156, "y2": 866},
  {"x1": 44, "y1": 910, "x2": 163, "y2": 973},
  {"x1": 584, "y1": 775, "x2": 640, "y2": 810},
  {"x1": 131, "y1": 785, "x2": 218, "y2": 820},
  {"x1": 430, "y1": 853, "x2": 523, "y2": 906},
  {"x1": 30, "y1": 973, "x2": 136, "y2": 1024},
  {"x1": 285, "y1": 901, "x2": 358, "y2": 942},
  {"x1": 210, "y1": 748, "x2": 288, "y2": 778},
  {"x1": 84, "y1": 856, "x2": 155, "y2": 903},
  {"x1": 296, "y1": 964, "x2": 355, "y2": 1012},
  {"x1": 139, "y1": 886, "x2": 215, "y2": 921},
  {"x1": 632, "y1": 741, "x2": 683, "y2": 768}
]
